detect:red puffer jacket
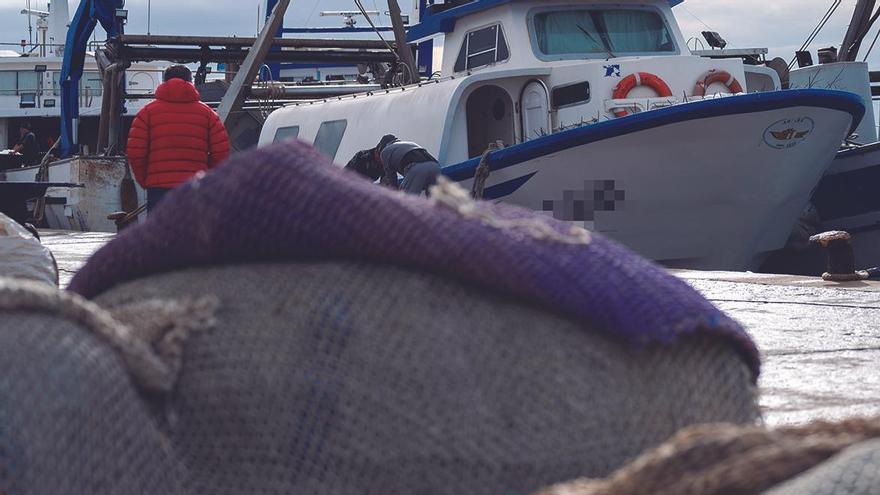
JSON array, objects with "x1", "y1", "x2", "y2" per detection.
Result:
[{"x1": 127, "y1": 79, "x2": 230, "y2": 189}]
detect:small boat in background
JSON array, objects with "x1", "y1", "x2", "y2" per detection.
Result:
[
  {"x1": 0, "y1": 1, "x2": 164, "y2": 232},
  {"x1": 747, "y1": 0, "x2": 880, "y2": 274}
]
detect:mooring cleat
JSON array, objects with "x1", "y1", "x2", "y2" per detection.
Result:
[{"x1": 808, "y1": 230, "x2": 867, "y2": 281}]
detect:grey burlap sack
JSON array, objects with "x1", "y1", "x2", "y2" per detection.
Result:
[
  {"x1": 0, "y1": 277, "x2": 183, "y2": 494},
  {"x1": 765, "y1": 438, "x2": 880, "y2": 495},
  {"x1": 86, "y1": 262, "x2": 756, "y2": 494}
]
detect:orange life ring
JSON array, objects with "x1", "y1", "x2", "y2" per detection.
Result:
[
  {"x1": 693, "y1": 69, "x2": 744, "y2": 96},
  {"x1": 611, "y1": 72, "x2": 673, "y2": 117}
]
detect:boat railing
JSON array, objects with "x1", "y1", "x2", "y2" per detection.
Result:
[{"x1": 604, "y1": 93, "x2": 735, "y2": 116}]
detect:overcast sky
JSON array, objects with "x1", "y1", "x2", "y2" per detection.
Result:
[{"x1": 0, "y1": 0, "x2": 876, "y2": 65}]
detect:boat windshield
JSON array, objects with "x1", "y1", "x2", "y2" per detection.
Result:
[{"x1": 532, "y1": 8, "x2": 676, "y2": 57}]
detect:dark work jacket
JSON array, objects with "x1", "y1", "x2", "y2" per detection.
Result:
[
  {"x1": 379, "y1": 141, "x2": 438, "y2": 189},
  {"x1": 18, "y1": 132, "x2": 38, "y2": 166},
  {"x1": 344, "y1": 149, "x2": 383, "y2": 181}
]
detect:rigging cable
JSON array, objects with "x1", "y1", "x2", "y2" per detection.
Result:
[
  {"x1": 854, "y1": 5, "x2": 880, "y2": 60},
  {"x1": 353, "y1": 0, "x2": 398, "y2": 57},
  {"x1": 303, "y1": 0, "x2": 320, "y2": 28},
  {"x1": 864, "y1": 21, "x2": 880, "y2": 60},
  {"x1": 789, "y1": 0, "x2": 842, "y2": 69},
  {"x1": 680, "y1": 5, "x2": 713, "y2": 31}
]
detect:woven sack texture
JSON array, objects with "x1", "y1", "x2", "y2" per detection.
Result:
[
  {"x1": 765, "y1": 438, "x2": 880, "y2": 495},
  {"x1": 0, "y1": 278, "x2": 183, "y2": 494},
  {"x1": 90, "y1": 262, "x2": 759, "y2": 495},
  {"x1": 69, "y1": 139, "x2": 760, "y2": 381}
]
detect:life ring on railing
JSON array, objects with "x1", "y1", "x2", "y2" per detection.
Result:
[
  {"x1": 693, "y1": 69, "x2": 744, "y2": 96},
  {"x1": 611, "y1": 72, "x2": 673, "y2": 117}
]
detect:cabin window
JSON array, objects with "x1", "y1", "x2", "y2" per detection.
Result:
[
  {"x1": 531, "y1": 8, "x2": 675, "y2": 58},
  {"x1": 313, "y1": 120, "x2": 348, "y2": 160},
  {"x1": 273, "y1": 125, "x2": 301, "y2": 143},
  {"x1": 50, "y1": 72, "x2": 103, "y2": 97},
  {"x1": 0, "y1": 72, "x2": 15, "y2": 96},
  {"x1": 552, "y1": 82, "x2": 591, "y2": 108},
  {"x1": 0, "y1": 71, "x2": 43, "y2": 96},
  {"x1": 454, "y1": 24, "x2": 510, "y2": 73}
]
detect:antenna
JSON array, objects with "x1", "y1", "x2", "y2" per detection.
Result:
[
  {"x1": 320, "y1": 10, "x2": 380, "y2": 28},
  {"x1": 147, "y1": 0, "x2": 151, "y2": 35},
  {"x1": 27, "y1": 0, "x2": 33, "y2": 46}
]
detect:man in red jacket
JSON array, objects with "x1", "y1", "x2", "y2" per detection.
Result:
[{"x1": 127, "y1": 65, "x2": 230, "y2": 212}]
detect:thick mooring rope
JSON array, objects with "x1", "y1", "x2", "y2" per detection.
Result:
[{"x1": 535, "y1": 416, "x2": 880, "y2": 495}]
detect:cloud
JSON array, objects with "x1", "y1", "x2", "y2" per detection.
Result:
[
  {"x1": 2, "y1": 1, "x2": 878, "y2": 72},
  {"x1": 676, "y1": 0, "x2": 879, "y2": 65}
]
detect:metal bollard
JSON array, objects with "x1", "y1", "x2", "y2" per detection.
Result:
[{"x1": 808, "y1": 230, "x2": 869, "y2": 282}]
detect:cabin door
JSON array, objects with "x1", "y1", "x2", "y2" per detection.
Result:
[
  {"x1": 520, "y1": 80, "x2": 550, "y2": 141},
  {"x1": 466, "y1": 85, "x2": 515, "y2": 158}
]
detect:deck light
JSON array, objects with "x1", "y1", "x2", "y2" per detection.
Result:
[
  {"x1": 795, "y1": 51, "x2": 814, "y2": 68},
  {"x1": 701, "y1": 31, "x2": 727, "y2": 50}
]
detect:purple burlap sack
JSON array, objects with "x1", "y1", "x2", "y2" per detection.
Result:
[{"x1": 69, "y1": 139, "x2": 759, "y2": 380}]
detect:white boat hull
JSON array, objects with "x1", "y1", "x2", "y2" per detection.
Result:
[
  {"x1": 446, "y1": 92, "x2": 858, "y2": 270},
  {"x1": 3, "y1": 157, "x2": 145, "y2": 233}
]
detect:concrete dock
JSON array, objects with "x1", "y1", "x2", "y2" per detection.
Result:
[{"x1": 42, "y1": 231, "x2": 880, "y2": 427}]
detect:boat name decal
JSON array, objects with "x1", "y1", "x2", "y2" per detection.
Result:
[
  {"x1": 763, "y1": 117, "x2": 815, "y2": 150},
  {"x1": 542, "y1": 180, "x2": 625, "y2": 227},
  {"x1": 604, "y1": 64, "x2": 621, "y2": 77}
]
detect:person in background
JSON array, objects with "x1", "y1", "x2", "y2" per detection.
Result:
[
  {"x1": 375, "y1": 134, "x2": 441, "y2": 196},
  {"x1": 126, "y1": 65, "x2": 230, "y2": 212},
  {"x1": 13, "y1": 123, "x2": 39, "y2": 167},
  {"x1": 344, "y1": 141, "x2": 398, "y2": 189},
  {"x1": 344, "y1": 147, "x2": 384, "y2": 183}
]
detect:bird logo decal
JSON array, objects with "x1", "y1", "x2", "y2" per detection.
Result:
[{"x1": 764, "y1": 117, "x2": 815, "y2": 149}]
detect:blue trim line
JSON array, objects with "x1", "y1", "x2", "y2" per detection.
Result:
[
  {"x1": 483, "y1": 172, "x2": 537, "y2": 200},
  {"x1": 408, "y1": 0, "x2": 685, "y2": 41},
  {"x1": 443, "y1": 89, "x2": 865, "y2": 182}
]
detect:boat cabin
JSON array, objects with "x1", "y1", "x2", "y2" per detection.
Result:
[{"x1": 260, "y1": 0, "x2": 780, "y2": 165}]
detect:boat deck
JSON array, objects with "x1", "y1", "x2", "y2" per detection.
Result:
[{"x1": 42, "y1": 230, "x2": 880, "y2": 426}]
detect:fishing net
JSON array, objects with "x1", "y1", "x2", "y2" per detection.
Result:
[
  {"x1": 0, "y1": 278, "x2": 183, "y2": 494},
  {"x1": 1, "y1": 139, "x2": 770, "y2": 493},
  {"x1": 2, "y1": 262, "x2": 758, "y2": 494}
]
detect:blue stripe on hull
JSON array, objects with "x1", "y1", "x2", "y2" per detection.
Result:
[
  {"x1": 443, "y1": 89, "x2": 865, "y2": 183},
  {"x1": 482, "y1": 172, "x2": 537, "y2": 200}
]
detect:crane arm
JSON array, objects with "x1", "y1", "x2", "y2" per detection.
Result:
[{"x1": 60, "y1": 0, "x2": 125, "y2": 158}]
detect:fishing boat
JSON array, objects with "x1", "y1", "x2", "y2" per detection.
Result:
[
  {"x1": 732, "y1": 0, "x2": 880, "y2": 274},
  {"x1": 259, "y1": 0, "x2": 864, "y2": 271},
  {"x1": 0, "y1": 1, "x2": 163, "y2": 231}
]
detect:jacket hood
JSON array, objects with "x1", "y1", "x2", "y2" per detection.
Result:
[{"x1": 155, "y1": 79, "x2": 201, "y2": 103}]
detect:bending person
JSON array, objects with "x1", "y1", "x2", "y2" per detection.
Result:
[{"x1": 376, "y1": 135, "x2": 441, "y2": 196}]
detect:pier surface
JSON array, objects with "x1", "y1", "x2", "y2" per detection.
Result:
[
  {"x1": 43, "y1": 231, "x2": 880, "y2": 426},
  {"x1": 41, "y1": 230, "x2": 113, "y2": 288}
]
